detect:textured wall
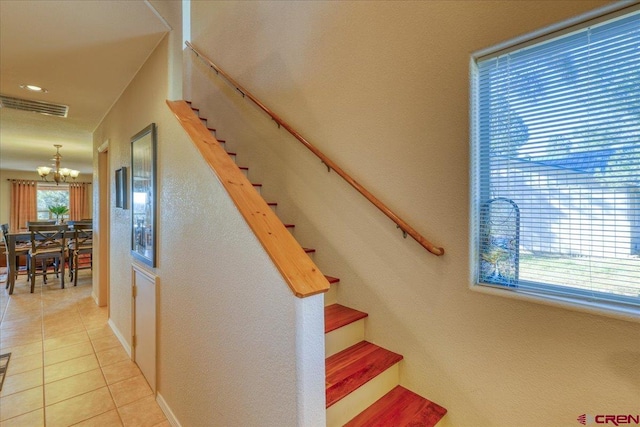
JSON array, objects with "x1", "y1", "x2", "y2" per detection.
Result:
[
  {"x1": 94, "y1": 33, "x2": 324, "y2": 425},
  {"x1": 188, "y1": 1, "x2": 640, "y2": 426}
]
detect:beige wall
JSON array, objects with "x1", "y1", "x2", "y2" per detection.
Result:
[
  {"x1": 93, "y1": 30, "x2": 325, "y2": 425},
  {"x1": 188, "y1": 1, "x2": 639, "y2": 426},
  {"x1": 0, "y1": 168, "x2": 93, "y2": 226}
]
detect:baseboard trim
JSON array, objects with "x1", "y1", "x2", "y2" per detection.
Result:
[
  {"x1": 157, "y1": 392, "x2": 182, "y2": 427},
  {"x1": 91, "y1": 291, "x2": 99, "y2": 306},
  {"x1": 107, "y1": 318, "x2": 132, "y2": 357}
]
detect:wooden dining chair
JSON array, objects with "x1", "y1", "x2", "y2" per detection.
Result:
[
  {"x1": 67, "y1": 221, "x2": 92, "y2": 286},
  {"x1": 27, "y1": 224, "x2": 68, "y2": 293},
  {"x1": 1, "y1": 223, "x2": 30, "y2": 288}
]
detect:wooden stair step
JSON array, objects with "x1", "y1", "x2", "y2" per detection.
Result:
[
  {"x1": 325, "y1": 275, "x2": 340, "y2": 285},
  {"x1": 344, "y1": 385, "x2": 447, "y2": 427},
  {"x1": 325, "y1": 304, "x2": 368, "y2": 333},
  {"x1": 326, "y1": 341, "x2": 403, "y2": 408}
]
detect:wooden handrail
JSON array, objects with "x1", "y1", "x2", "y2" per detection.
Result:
[
  {"x1": 186, "y1": 41, "x2": 444, "y2": 256},
  {"x1": 167, "y1": 100, "x2": 329, "y2": 298}
]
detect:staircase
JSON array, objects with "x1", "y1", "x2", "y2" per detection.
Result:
[{"x1": 187, "y1": 101, "x2": 447, "y2": 426}]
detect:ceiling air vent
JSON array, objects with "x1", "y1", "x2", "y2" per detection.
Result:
[{"x1": 0, "y1": 95, "x2": 68, "y2": 118}]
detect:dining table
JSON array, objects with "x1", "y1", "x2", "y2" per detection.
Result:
[{"x1": 4, "y1": 227, "x2": 83, "y2": 294}]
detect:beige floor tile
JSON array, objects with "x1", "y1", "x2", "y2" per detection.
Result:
[
  {"x1": 118, "y1": 396, "x2": 167, "y2": 427},
  {"x1": 44, "y1": 368, "x2": 106, "y2": 405},
  {"x1": 101, "y1": 360, "x2": 142, "y2": 385},
  {"x1": 43, "y1": 310, "x2": 81, "y2": 322},
  {"x1": 0, "y1": 341, "x2": 42, "y2": 360},
  {"x1": 0, "y1": 315, "x2": 42, "y2": 331},
  {"x1": 0, "y1": 331, "x2": 42, "y2": 349},
  {"x1": 72, "y1": 409, "x2": 123, "y2": 427},
  {"x1": 90, "y1": 335, "x2": 122, "y2": 353},
  {"x1": 44, "y1": 354, "x2": 99, "y2": 383},
  {"x1": 44, "y1": 322, "x2": 85, "y2": 339},
  {"x1": 78, "y1": 308, "x2": 107, "y2": 319},
  {"x1": 44, "y1": 341, "x2": 94, "y2": 366},
  {"x1": 44, "y1": 387, "x2": 115, "y2": 427},
  {"x1": 109, "y1": 375, "x2": 152, "y2": 408},
  {"x1": 0, "y1": 408, "x2": 44, "y2": 427},
  {"x1": 4, "y1": 353, "x2": 43, "y2": 377},
  {"x1": 0, "y1": 368, "x2": 43, "y2": 397},
  {"x1": 0, "y1": 386, "x2": 43, "y2": 422},
  {"x1": 86, "y1": 326, "x2": 115, "y2": 341},
  {"x1": 2, "y1": 322, "x2": 41, "y2": 335},
  {"x1": 82, "y1": 320, "x2": 110, "y2": 332},
  {"x1": 43, "y1": 331, "x2": 90, "y2": 352},
  {"x1": 96, "y1": 346, "x2": 129, "y2": 368}
]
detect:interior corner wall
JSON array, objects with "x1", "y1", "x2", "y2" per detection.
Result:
[
  {"x1": 93, "y1": 32, "x2": 317, "y2": 426},
  {"x1": 187, "y1": 2, "x2": 640, "y2": 426}
]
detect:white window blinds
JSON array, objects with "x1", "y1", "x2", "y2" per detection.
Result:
[{"x1": 472, "y1": 10, "x2": 640, "y2": 309}]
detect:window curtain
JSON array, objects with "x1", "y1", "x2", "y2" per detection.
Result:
[
  {"x1": 69, "y1": 182, "x2": 90, "y2": 221},
  {"x1": 10, "y1": 180, "x2": 37, "y2": 230}
]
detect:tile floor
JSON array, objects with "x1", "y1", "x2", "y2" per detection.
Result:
[{"x1": 0, "y1": 270, "x2": 169, "y2": 426}]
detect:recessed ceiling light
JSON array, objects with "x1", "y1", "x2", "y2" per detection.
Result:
[{"x1": 19, "y1": 84, "x2": 48, "y2": 93}]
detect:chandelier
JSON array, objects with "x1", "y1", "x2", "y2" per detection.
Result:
[{"x1": 36, "y1": 144, "x2": 80, "y2": 185}]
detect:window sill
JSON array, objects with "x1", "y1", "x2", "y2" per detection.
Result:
[{"x1": 470, "y1": 282, "x2": 640, "y2": 324}]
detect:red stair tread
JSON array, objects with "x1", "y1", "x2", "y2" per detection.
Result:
[
  {"x1": 325, "y1": 275, "x2": 339, "y2": 284},
  {"x1": 326, "y1": 341, "x2": 403, "y2": 408},
  {"x1": 325, "y1": 304, "x2": 368, "y2": 333},
  {"x1": 344, "y1": 385, "x2": 447, "y2": 427}
]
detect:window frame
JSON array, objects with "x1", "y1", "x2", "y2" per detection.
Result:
[{"x1": 469, "y1": 3, "x2": 640, "y2": 322}]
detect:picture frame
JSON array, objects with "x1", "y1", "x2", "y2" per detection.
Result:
[
  {"x1": 130, "y1": 123, "x2": 157, "y2": 267},
  {"x1": 115, "y1": 167, "x2": 127, "y2": 209}
]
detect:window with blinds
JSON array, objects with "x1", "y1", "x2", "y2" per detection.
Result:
[{"x1": 471, "y1": 8, "x2": 639, "y2": 312}]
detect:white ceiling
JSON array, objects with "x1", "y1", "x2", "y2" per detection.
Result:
[{"x1": 0, "y1": 0, "x2": 170, "y2": 174}]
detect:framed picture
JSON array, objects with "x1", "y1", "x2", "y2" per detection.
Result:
[
  {"x1": 130, "y1": 123, "x2": 157, "y2": 267},
  {"x1": 115, "y1": 167, "x2": 127, "y2": 209}
]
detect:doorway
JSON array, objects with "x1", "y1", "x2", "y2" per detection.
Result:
[{"x1": 96, "y1": 142, "x2": 110, "y2": 309}]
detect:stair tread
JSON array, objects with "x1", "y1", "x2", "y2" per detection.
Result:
[
  {"x1": 326, "y1": 341, "x2": 403, "y2": 408},
  {"x1": 325, "y1": 304, "x2": 368, "y2": 333},
  {"x1": 325, "y1": 275, "x2": 340, "y2": 284},
  {"x1": 343, "y1": 385, "x2": 447, "y2": 427}
]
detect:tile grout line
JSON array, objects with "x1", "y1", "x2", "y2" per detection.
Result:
[
  {"x1": 79, "y1": 284, "x2": 127, "y2": 427},
  {"x1": 40, "y1": 277, "x2": 48, "y2": 426}
]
